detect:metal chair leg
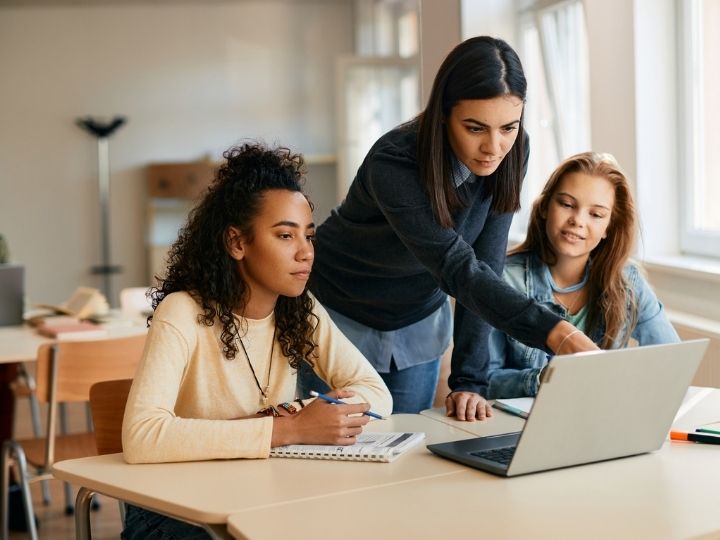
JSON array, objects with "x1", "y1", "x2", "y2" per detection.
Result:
[
  {"x1": 64, "y1": 481, "x2": 74, "y2": 515},
  {"x1": 1, "y1": 440, "x2": 11, "y2": 540},
  {"x1": 118, "y1": 500, "x2": 126, "y2": 528},
  {"x1": 75, "y1": 487, "x2": 95, "y2": 540},
  {"x1": 16, "y1": 366, "x2": 51, "y2": 506},
  {"x1": 58, "y1": 402, "x2": 76, "y2": 514},
  {"x1": 40, "y1": 479, "x2": 51, "y2": 506},
  {"x1": 1, "y1": 441, "x2": 38, "y2": 540},
  {"x1": 85, "y1": 402, "x2": 94, "y2": 432}
]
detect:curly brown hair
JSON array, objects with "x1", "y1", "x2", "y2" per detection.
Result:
[{"x1": 150, "y1": 142, "x2": 318, "y2": 368}]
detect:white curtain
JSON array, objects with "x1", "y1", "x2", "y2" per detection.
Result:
[{"x1": 535, "y1": 0, "x2": 590, "y2": 158}]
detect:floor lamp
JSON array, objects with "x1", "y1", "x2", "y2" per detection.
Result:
[{"x1": 76, "y1": 116, "x2": 127, "y2": 306}]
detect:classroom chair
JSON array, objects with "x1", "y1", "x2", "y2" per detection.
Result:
[
  {"x1": 119, "y1": 287, "x2": 152, "y2": 319},
  {"x1": 81, "y1": 378, "x2": 134, "y2": 534},
  {"x1": 0, "y1": 334, "x2": 145, "y2": 540},
  {"x1": 88, "y1": 378, "x2": 132, "y2": 456},
  {"x1": 9, "y1": 364, "x2": 49, "y2": 506}
]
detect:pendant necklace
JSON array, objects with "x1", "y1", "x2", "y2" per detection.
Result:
[
  {"x1": 238, "y1": 326, "x2": 277, "y2": 407},
  {"x1": 545, "y1": 262, "x2": 590, "y2": 315},
  {"x1": 554, "y1": 288, "x2": 585, "y2": 315}
]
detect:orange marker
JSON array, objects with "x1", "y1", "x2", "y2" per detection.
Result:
[{"x1": 670, "y1": 431, "x2": 720, "y2": 445}]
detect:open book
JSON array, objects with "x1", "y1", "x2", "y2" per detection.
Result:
[
  {"x1": 35, "y1": 287, "x2": 109, "y2": 320},
  {"x1": 270, "y1": 432, "x2": 425, "y2": 462}
]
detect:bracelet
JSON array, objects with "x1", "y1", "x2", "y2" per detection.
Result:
[
  {"x1": 278, "y1": 402, "x2": 298, "y2": 415},
  {"x1": 257, "y1": 405, "x2": 280, "y2": 417},
  {"x1": 556, "y1": 329, "x2": 582, "y2": 355}
]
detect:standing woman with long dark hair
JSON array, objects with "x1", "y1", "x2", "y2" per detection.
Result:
[{"x1": 298, "y1": 36, "x2": 598, "y2": 419}]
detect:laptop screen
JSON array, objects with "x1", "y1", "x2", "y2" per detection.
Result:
[{"x1": 0, "y1": 264, "x2": 24, "y2": 326}]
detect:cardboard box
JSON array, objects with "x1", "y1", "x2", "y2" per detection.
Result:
[{"x1": 146, "y1": 160, "x2": 217, "y2": 199}]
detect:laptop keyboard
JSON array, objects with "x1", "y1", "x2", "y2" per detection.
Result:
[{"x1": 470, "y1": 446, "x2": 517, "y2": 465}]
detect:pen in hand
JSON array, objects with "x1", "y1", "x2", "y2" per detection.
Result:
[{"x1": 309, "y1": 390, "x2": 385, "y2": 420}]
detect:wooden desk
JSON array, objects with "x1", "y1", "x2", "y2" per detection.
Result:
[
  {"x1": 228, "y1": 389, "x2": 720, "y2": 540},
  {"x1": 53, "y1": 415, "x2": 476, "y2": 539}
]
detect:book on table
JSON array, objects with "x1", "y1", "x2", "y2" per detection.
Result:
[
  {"x1": 36, "y1": 320, "x2": 108, "y2": 340},
  {"x1": 35, "y1": 286, "x2": 109, "y2": 320},
  {"x1": 270, "y1": 432, "x2": 425, "y2": 462}
]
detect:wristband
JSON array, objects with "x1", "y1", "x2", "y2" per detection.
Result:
[
  {"x1": 257, "y1": 405, "x2": 280, "y2": 417},
  {"x1": 278, "y1": 402, "x2": 298, "y2": 415}
]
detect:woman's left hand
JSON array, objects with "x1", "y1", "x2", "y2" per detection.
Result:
[{"x1": 445, "y1": 391, "x2": 493, "y2": 422}]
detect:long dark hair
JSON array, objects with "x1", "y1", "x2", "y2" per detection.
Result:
[
  {"x1": 150, "y1": 142, "x2": 318, "y2": 367},
  {"x1": 417, "y1": 36, "x2": 527, "y2": 227},
  {"x1": 510, "y1": 152, "x2": 638, "y2": 348}
]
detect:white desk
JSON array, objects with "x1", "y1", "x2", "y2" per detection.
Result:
[
  {"x1": 419, "y1": 404, "x2": 525, "y2": 436},
  {"x1": 228, "y1": 388, "x2": 720, "y2": 540},
  {"x1": 0, "y1": 322, "x2": 146, "y2": 441},
  {"x1": 53, "y1": 391, "x2": 720, "y2": 540},
  {"x1": 53, "y1": 415, "x2": 476, "y2": 539},
  {"x1": 228, "y1": 442, "x2": 720, "y2": 540},
  {"x1": 420, "y1": 386, "x2": 720, "y2": 437},
  {"x1": 0, "y1": 322, "x2": 147, "y2": 365},
  {"x1": 0, "y1": 325, "x2": 50, "y2": 364}
]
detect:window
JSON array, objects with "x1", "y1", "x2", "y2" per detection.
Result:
[
  {"x1": 679, "y1": 0, "x2": 720, "y2": 258},
  {"x1": 335, "y1": 0, "x2": 420, "y2": 199},
  {"x1": 511, "y1": 0, "x2": 590, "y2": 240}
]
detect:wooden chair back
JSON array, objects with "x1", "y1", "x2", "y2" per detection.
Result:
[
  {"x1": 89, "y1": 378, "x2": 133, "y2": 455},
  {"x1": 30, "y1": 333, "x2": 145, "y2": 466},
  {"x1": 34, "y1": 333, "x2": 146, "y2": 403}
]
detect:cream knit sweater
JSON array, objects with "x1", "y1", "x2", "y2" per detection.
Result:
[{"x1": 122, "y1": 291, "x2": 392, "y2": 463}]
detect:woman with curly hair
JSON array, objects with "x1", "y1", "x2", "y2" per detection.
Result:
[
  {"x1": 485, "y1": 152, "x2": 679, "y2": 398},
  {"x1": 121, "y1": 142, "x2": 391, "y2": 539}
]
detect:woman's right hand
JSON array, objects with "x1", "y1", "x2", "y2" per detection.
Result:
[
  {"x1": 547, "y1": 320, "x2": 599, "y2": 355},
  {"x1": 270, "y1": 389, "x2": 371, "y2": 447}
]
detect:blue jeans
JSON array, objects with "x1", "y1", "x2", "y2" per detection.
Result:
[
  {"x1": 122, "y1": 505, "x2": 210, "y2": 540},
  {"x1": 297, "y1": 357, "x2": 440, "y2": 414}
]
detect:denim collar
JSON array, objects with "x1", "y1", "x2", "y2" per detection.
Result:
[
  {"x1": 524, "y1": 252, "x2": 557, "y2": 304},
  {"x1": 521, "y1": 251, "x2": 605, "y2": 342}
]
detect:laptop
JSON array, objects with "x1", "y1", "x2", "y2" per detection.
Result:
[
  {"x1": 427, "y1": 339, "x2": 709, "y2": 477},
  {"x1": 0, "y1": 264, "x2": 24, "y2": 326}
]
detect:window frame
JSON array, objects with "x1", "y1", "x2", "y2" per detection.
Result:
[{"x1": 678, "y1": 0, "x2": 720, "y2": 258}]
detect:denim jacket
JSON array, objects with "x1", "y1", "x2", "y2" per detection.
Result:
[{"x1": 486, "y1": 252, "x2": 680, "y2": 398}]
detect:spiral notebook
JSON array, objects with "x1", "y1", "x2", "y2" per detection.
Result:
[{"x1": 270, "y1": 432, "x2": 425, "y2": 462}]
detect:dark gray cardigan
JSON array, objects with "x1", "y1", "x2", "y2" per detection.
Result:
[{"x1": 310, "y1": 123, "x2": 561, "y2": 394}]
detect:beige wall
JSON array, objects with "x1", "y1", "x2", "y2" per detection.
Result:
[{"x1": 0, "y1": 0, "x2": 353, "y2": 307}]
